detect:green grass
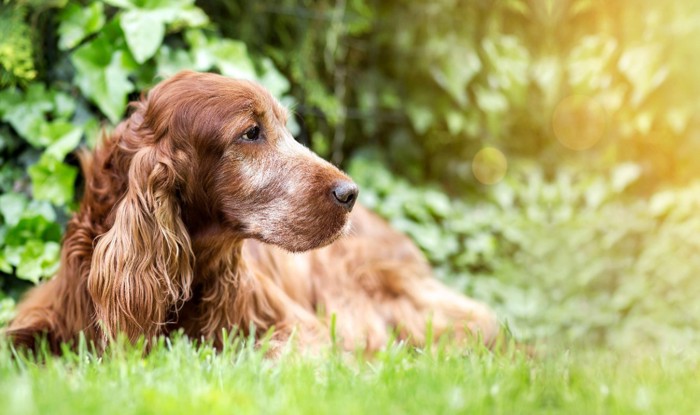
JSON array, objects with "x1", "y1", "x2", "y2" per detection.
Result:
[{"x1": 1, "y1": 334, "x2": 698, "y2": 415}]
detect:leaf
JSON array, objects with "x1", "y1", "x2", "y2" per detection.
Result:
[
  {"x1": 117, "y1": 0, "x2": 207, "y2": 63},
  {"x1": 72, "y1": 33, "x2": 135, "y2": 123},
  {"x1": 0, "y1": 298, "x2": 16, "y2": 326},
  {"x1": 58, "y1": 2, "x2": 106, "y2": 50},
  {"x1": 424, "y1": 189, "x2": 452, "y2": 218},
  {"x1": 618, "y1": 45, "x2": 669, "y2": 106},
  {"x1": 0, "y1": 84, "x2": 54, "y2": 139},
  {"x1": 25, "y1": 120, "x2": 82, "y2": 156},
  {"x1": 155, "y1": 45, "x2": 196, "y2": 77},
  {"x1": 474, "y1": 86, "x2": 508, "y2": 114},
  {"x1": 44, "y1": 121, "x2": 83, "y2": 160},
  {"x1": 0, "y1": 251, "x2": 12, "y2": 274},
  {"x1": 611, "y1": 163, "x2": 641, "y2": 193},
  {"x1": 26, "y1": 200, "x2": 57, "y2": 223},
  {"x1": 568, "y1": 35, "x2": 617, "y2": 90},
  {"x1": 430, "y1": 44, "x2": 480, "y2": 107},
  {"x1": 9, "y1": 240, "x2": 61, "y2": 283},
  {"x1": 258, "y1": 58, "x2": 290, "y2": 97},
  {"x1": 4, "y1": 213, "x2": 61, "y2": 247},
  {"x1": 0, "y1": 192, "x2": 29, "y2": 226},
  {"x1": 120, "y1": 9, "x2": 167, "y2": 63},
  {"x1": 405, "y1": 103, "x2": 434, "y2": 134},
  {"x1": 28, "y1": 154, "x2": 79, "y2": 206},
  {"x1": 186, "y1": 30, "x2": 257, "y2": 79},
  {"x1": 53, "y1": 91, "x2": 77, "y2": 119},
  {"x1": 103, "y1": 0, "x2": 137, "y2": 9},
  {"x1": 649, "y1": 191, "x2": 675, "y2": 217}
]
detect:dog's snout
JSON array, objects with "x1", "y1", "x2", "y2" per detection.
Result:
[{"x1": 331, "y1": 181, "x2": 359, "y2": 211}]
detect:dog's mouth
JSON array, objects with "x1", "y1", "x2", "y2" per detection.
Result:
[
  {"x1": 242, "y1": 205, "x2": 352, "y2": 253},
  {"x1": 281, "y1": 210, "x2": 352, "y2": 253}
]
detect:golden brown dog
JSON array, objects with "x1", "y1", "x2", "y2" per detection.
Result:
[{"x1": 6, "y1": 71, "x2": 497, "y2": 353}]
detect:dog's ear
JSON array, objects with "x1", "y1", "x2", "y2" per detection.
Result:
[{"x1": 87, "y1": 141, "x2": 194, "y2": 344}]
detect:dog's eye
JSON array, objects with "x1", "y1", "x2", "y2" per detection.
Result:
[{"x1": 241, "y1": 126, "x2": 261, "y2": 141}]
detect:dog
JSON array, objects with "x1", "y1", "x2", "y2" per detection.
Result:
[{"x1": 5, "y1": 71, "x2": 497, "y2": 353}]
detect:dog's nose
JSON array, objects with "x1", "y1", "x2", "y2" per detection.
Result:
[{"x1": 331, "y1": 181, "x2": 359, "y2": 211}]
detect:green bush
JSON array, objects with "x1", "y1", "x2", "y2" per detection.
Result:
[
  {"x1": 0, "y1": 0, "x2": 290, "y2": 309},
  {"x1": 2, "y1": 0, "x2": 699, "y2": 353},
  {"x1": 350, "y1": 155, "x2": 700, "y2": 350},
  {"x1": 209, "y1": 0, "x2": 700, "y2": 192}
]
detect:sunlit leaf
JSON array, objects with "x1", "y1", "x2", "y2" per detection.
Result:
[
  {"x1": 618, "y1": 45, "x2": 669, "y2": 106},
  {"x1": 186, "y1": 30, "x2": 256, "y2": 79},
  {"x1": 120, "y1": 9, "x2": 167, "y2": 64},
  {"x1": 28, "y1": 154, "x2": 79, "y2": 206},
  {"x1": 0, "y1": 84, "x2": 54, "y2": 139},
  {"x1": 568, "y1": 35, "x2": 617, "y2": 90},
  {"x1": 405, "y1": 103, "x2": 434, "y2": 134},
  {"x1": 6, "y1": 240, "x2": 60, "y2": 283},
  {"x1": 44, "y1": 122, "x2": 83, "y2": 160},
  {"x1": 72, "y1": 32, "x2": 135, "y2": 123},
  {"x1": 430, "y1": 43, "x2": 480, "y2": 107},
  {"x1": 155, "y1": 45, "x2": 196, "y2": 77},
  {"x1": 58, "y1": 2, "x2": 106, "y2": 50},
  {"x1": 258, "y1": 58, "x2": 290, "y2": 97},
  {"x1": 0, "y1": 192, "x2": 28, "y2": 226},
  {"x1": 611, "y1": 163, "x2": 641, "y2": 193}
]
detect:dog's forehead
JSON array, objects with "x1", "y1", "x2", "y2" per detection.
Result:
[{"x1": 229, "y1": 80, "x2": 289, "y2": 123}]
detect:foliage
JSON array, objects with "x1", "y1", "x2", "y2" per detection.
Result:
[
  {"x1": 2, "y1": 0, "x2": 700, "y2": 354},
  {"x1": 209, "y1": 0, "x2": 700, "y2": 192},
  {"x1": 1, "y1": 336, "x2": 700, "y2": 414},
  {"x1": 0, "y1": 0, "x2": 290, "y2": 300},
  {"x1": 351, "y1": 155, "x2": 700, "y2": 351},
  {"x1": 0, "y1": 4, "x2": 37, "y2": 87}
]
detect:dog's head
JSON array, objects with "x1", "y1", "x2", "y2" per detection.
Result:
[
  {"x1": 88, "y1": 71, "x2": 357, "y2": 340},
  {"x1": 125, "y1": 70, "x2": 358, "y2": 252}
]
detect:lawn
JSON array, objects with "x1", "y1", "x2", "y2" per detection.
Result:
[{"x1": 1, "y1": 334, "x2": 697, "y2": 415}]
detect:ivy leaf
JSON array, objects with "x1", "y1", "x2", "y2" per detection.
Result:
[
  {"x1": 405, "y1": 102, "x2": 434, "y2": 134},
  {"x1": 28, "y1": 154, "x2": 79, "y2": 206},
  {"x1": 155, "y1": 45, "x2": 196, "y2": 77},
  {"x1": 187, "y1": 30, "x2": 257, "y2": 79},
  {"x1": 0, "y1": 251, "x2": 12, "y2": 274},
  {"x1": 258, "y1": 58, "x2": 290, "y2": 97},
  {"x1": 3, "y1": 211, "x2": 63, "y2": 281},
  {"x1": 0, "y1": 84, "x2": 54, "y2": 139},
  {"x1": 0, "y1": 192, "x2": 29, "y2": 226},
  {"x1": 58, "y1": 2, "x2": 106, "y2": 50},
  {"x1": 5, "y1": 240, "x2": 60, "y2": 284},
  {"x1": 102, "y1": 0, "x2": 137, "y2": 9},
  {"x1": 53, "y1": 91, "x2": 77, "y2": 119},
  {"x1": 116, "y1": 0, "x2": 208, "y2": 64},
  {"x1": 611, "y1": 163, "x2": 641, "y2": 193},
  {"x1": 430, "y1": 44, "x2": 480, "y2": 107},
  {"x1": 72, "y1": 32, "x2": 135, "y2": 123},
  {"x1": 423, "y1": 189, "x2": 452, "y2": 219},
  {"x1": 3, "y1": 209, "x2": 60, "y2": 246},
  {"x1": 24, "y1": 120, "x2": 82, "y2": 155},
  {"x1": 42, "y1": 121, "x2": 84, "y2": 160},
  {"x1": 120, "y1": 9, "x2": 167, "y2": 64}
]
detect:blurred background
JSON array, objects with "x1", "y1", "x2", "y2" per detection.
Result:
[{"x1": 1, "y1": 0, "x2": 700, "y2": 351}]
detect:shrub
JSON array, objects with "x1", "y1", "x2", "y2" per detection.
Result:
[
  {"x1": 0, "y1": 0, "x2": 290, "y2": 308},
  {"x1": 351, "y1": 155, "x2": 700, "y2": 351}
]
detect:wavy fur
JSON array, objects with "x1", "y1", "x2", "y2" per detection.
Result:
[{"x1": 5, "y1": 71, "x2": 497, "y2": 353}]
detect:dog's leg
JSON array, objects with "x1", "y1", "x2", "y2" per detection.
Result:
[
  {"x1": 180, "y1": 253, "x2": 329, "y2": 352},
  {"x1": 385, "y1": 276, "x2": 499, "y2": 346},
  {"x1": 308, "y1": 206, "x2": 499, "y2": 350},
  {"x1": 5, "y1": 280, "x2": 65, "y2": 353}
]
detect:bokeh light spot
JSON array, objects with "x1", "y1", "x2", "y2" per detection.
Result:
[
  {"x1": 552, "y1": 95, "x2": 607, "y2": 151},
  {"x1": 472, "y1": 147, "x2": 508, "y2": 185}
]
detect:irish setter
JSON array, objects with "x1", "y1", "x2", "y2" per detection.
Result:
[{"x1": 5, "y1": 71, "x2": 497, "y2": 353}]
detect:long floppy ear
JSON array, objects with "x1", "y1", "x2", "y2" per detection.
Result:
[{"x1": 87, "y1": 143, "x2": 194, "y2": 344}]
